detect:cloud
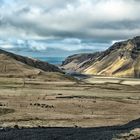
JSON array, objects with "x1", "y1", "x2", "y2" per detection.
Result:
[
  {"x1": 0, "y1": 0, "x2": 140, "y2": 52},
  {"x1": 0, "y1": 38, "x2": 109, "y2": 52}
]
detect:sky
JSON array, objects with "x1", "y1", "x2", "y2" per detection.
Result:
[{"x1": 0, "y1": 0, "x2": 140, "y2": 56}]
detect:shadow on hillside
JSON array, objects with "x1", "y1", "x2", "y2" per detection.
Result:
[{"x1": 0, "y1": 118, "x2": 139, "y2": 140}]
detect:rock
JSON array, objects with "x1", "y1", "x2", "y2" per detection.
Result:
[
  {"x1": 14, "y1": 125, "x2": 19, "y2": 129},
  {"x1": 113, "y1": 128, "x2": 140, "y2": 140}
]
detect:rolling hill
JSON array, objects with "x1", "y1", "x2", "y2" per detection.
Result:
[{"x1": 0, "y1": 49, "x2": 61, "y2": 78}]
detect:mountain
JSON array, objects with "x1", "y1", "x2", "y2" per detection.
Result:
[
  {"x1": 61, "y1": 52, "x2": 101, "y2": 72},
  {"x1": 0, "y1": 49, "x2": 61, "y2": 78},
  {"x1": 61, "y1": 36, "x2": 140, "y2": 78}
]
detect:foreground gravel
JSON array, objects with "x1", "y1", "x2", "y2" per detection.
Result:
[{"x1": 0, "y1": 118, "x2": 139, "y2": 140}]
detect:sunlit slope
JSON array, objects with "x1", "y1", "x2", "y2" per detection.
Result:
[
  {"x1": 0, "y1": 54, "x2": 41, "y2": 77},
  {"x1": 62, "y1": 36, "x2": 140, "y2": 78},
  {"x1": 84, "y1": 37, "x2": 140, "y2": 77},
  {"x1": 0, "y1": 49, "x2": 74, "y2": 82},
  {"x1": 0, "y1": 49, "x2": 61, "y2": 74}
]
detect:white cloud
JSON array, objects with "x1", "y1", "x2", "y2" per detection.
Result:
[
  {"x1": 0, "y1": 44, "x2": 15, "y2": 49},
  {"x1": 62, "y1": 38, "x2": 81, "y2": 44},
  {"x1": 0, "y1": 0, "x2": 140, "y2": 52},
  {"x1": 28, "y1": 40, "x2": 48, "y2": 51}
]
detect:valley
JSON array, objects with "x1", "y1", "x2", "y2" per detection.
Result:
[
  {"x1": 0, "y1": 73, "x2": 140, "y2": 140},
  {"x1": 0, "y1": 39, "x2": 139, "y2": 139},
  {"x1": 0, "y1": 75, "x2": 139, "y2": 139}
]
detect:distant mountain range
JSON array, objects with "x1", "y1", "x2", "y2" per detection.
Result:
[{"x1": 62, "y1": 36, "x2": 140, "y2": 78}]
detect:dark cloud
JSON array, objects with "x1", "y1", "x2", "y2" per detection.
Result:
[{"x1": 0, "y1": 0, "x2": 140, "y2": 51}]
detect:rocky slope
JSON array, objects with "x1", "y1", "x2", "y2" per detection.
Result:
[
  {"x1": 61, "y1": 52, "x2": 101, "y2": 72},
  {"x1": 113, "y1": 128, "x2": 140, "y2": 140},
  {"x1": 62, "y1": 36, "x2": 140, "y2": 78},
  {"x1": 0, "y1": 49, "x2": 61, "y2": 77}
]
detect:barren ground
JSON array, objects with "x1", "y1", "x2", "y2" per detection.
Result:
[{"x1": 0, "y1": 75, "x2": 139, "y2": 139}]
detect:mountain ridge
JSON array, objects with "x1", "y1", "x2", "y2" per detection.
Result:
[{"x1": 61, "y1": 36, "x2": 140, "y2": 78}]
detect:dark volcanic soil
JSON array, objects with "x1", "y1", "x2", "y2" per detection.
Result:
[{"x1": 0, "y1": 118, "x2": 139, "y2": 140}]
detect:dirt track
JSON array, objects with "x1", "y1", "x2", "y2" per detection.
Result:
[{"x1": 0, "y1": 118, "x2": 139, "y2": 140}]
